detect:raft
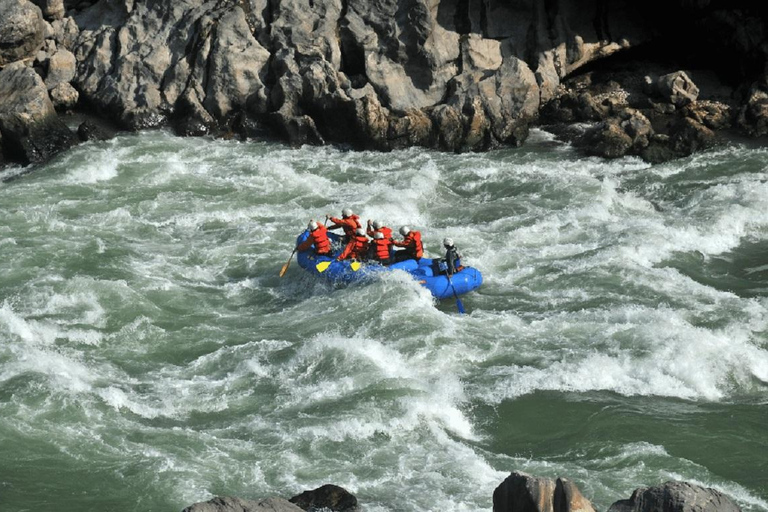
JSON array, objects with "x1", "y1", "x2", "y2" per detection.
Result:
[{"x1": 295, "y1": 230, "x2": 483, "y2": 300}]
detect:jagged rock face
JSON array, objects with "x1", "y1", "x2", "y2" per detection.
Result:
[
  {"x1": 0, "y1": 0, "x2": 46, "y2": 66},
  {"x1": 51, "y1": 0, "x2": 768, "y2": 155},
  {"x1": 73, "y1": 0, "x2": 270, "y2": 130},
  {"x1": 0, "y1": 62, "x2": 76, "y2": 164},
  {"x1": 66, "y1": 0, "x2": 671, "y2": 151}
]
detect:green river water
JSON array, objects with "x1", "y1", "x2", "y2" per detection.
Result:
[{"x1": 0, "y1": 130, "x2": 766, "y2": 511}]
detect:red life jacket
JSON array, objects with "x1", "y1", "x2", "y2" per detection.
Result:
[
  {"x1": 367, "y1": 226, "x2": 393, "y2": 240},
  {"x1": 372, "y1": 237, "x2": 392, "y2": 261},
  {"x1": 339, "y1": 234, "x2": 369, "y2": 260},
  {"x1": 330, "y1": 215, "x2": 362, "y2": 238},
  {"x1": 310, "y1": 224, "x2": 331, "y2": 254},
  {"x1": 395, "y1": 231, "x2": 423, "y2": 259}
]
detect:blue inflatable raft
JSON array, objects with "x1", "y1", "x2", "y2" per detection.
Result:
[{"x1": 295, "y1": 230, "x2": 483, "y2": 300}]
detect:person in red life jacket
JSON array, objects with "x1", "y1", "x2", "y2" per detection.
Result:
[
  {"x1": 366, "y1": 219, "x2": 393, "y2": 241},
  {"x1": 296, "y1": 220, "x2": 332, "y2": 256},
  {"x1": 326, "y1": 208, "x2": 361, "y2": 243},
  {"x1": 369, "y1": 231, "x2": 393, "y2": 265},
  {"x1": 337, "y1": 227, "x2": 369, "y2": 261},
  {"x1": 393, "y1": 225, "x2": 423, "y2": 262}
]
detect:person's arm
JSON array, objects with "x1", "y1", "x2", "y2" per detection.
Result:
[{"x1": 297, "y1": 237, "x2": 313, "y2": 251}]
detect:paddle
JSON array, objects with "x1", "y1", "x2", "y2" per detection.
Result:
[
  {"x1": 445, "y1": 271, "x2": 466, "y2": 314},
  {"x1": 279, "y1": 247, "x2": 297, "y2": 277}
]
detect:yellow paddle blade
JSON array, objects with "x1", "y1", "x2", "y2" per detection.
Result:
[
  {"x1": 316, "y1": 261, "x2": 332, "y2": 273},
  {"x1": 279, "y1": 263, "x2": 289, "y2": 277},
  {"x1": 350, "y1": 261, "x2": 362, "y2": 272}
]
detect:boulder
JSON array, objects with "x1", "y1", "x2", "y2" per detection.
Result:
[
  {"x1": 607, "y1": 481, "x2": 741, "y2": 512},
  {"x1": 31, "y1": 0, "x2": 64, "y2": 20},
  {"x1": 45, "y1": 48, "x2": 76, "y2": 90},
  {"x1": 493, "y1": 471, "x2": 596, "y2": 512},
  {"x1": 182, "y1": 496, "x2": 305, "y2": 512},
  {"x1": 49, "y1": 82, "x2": 79, "y2": 110},
  {"x1": 669, "y1": 117, "x2": 715, "y2": 155},
  {"x1": 289, "y1": 484, "x2": 359, "y2": 512},
  {"x1": 657, "y1": 71, "x2": 700, "y2": 107},
  {"x1": 0, "y1": 61, "x2": 77, "y2": 165},
  {"x1": 0, "y1": 0, "x2": 46, "y2": 66},
  {"x1": 577, "y1": 119, "x2": 634, "y2": 159}
]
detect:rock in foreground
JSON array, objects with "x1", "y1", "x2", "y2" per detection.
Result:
[
  {"x1": 493, "y1": 471, "x2": 596, "y2": 512},
  {"x1": 182, "y1": 496, "x2": 304, "y2": 512},
  {"x1": 608, "y1": 481, "x2": 742, "y2": 512},
  {"x1": 289, "y1": 484, "x2": 359, "y2": 512}
]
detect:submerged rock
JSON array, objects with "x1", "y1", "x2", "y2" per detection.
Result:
[
  {"x1": 182, "y1": 496, "x2": 304, "y2": 512},
  {"x1": 289, "y1": 484, "x2": 359, "y2": 512},
  {"x1": 608, "y1": 481, "x2": 741, "y2": 512}
]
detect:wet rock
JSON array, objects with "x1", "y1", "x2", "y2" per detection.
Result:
[
  {"x1": 493, "y1": 471, "x2": 597, "y2": 512},
  {"x1": 76, "y1": 120, "x2": 111, "y2": 141},
  {"x1": 0, "y1": 0, "x2": 46, "y2": 66},
  {"x1": 607, "y1": 481, "x2": 741, "y2": 512},
  {"x1": 182, "y1": 496, "x2": 304, "y2": 512},
  {"x1": 49, "y1": 82, "x2": 79, "y2": 110},
  {"x1": 289, "y1": 484, "x2": 359, "y2": 512},
  {"x1": 669, "y1": 117, "x2": 715, "y2": 156},
  {"x1": 0, "y1": 61, "x2": 77, "y2": 165},
  {"x1": 736, "y1": 82, "x2": 768, "y2": 137},
  {"x1": 657, "y1": 71, "x2": 699, "y2": 107},
  {"x1": 577, "y1": 119, "x2": 634, "y2": 159}
]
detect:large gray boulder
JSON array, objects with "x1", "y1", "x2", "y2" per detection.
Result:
[
  {"x1": 493, "y1": 471, "x2": 597, "y2": 512},
  {"x1": 0, "y1": 0, "x2": 46, "y2": 66},
  {"x1": 0, "y1": 62, "x2": 76, "y2": 165},
  {"x1": 607, "y1": 481, "x2": 741, "y2": 512},
  {"x1": 182, "y1": 496, "x2": 304, "y2": 512}
]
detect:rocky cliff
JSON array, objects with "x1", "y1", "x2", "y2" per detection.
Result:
[{"x1": 1, "y1": 0, "x2": 767, "y2": 166}]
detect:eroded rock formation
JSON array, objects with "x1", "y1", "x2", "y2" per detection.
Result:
[{"x1": 1, "y1": 0, "x2": 768, "y2": 167}]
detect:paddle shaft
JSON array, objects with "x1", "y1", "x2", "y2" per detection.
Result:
[
  {"x1": 279, "y1": 247, "x2": 297, "y2": 277},
  {"x1": 445, "y1": 271, "x2": 465, "y2": 314}
]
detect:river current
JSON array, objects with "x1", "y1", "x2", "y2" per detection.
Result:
[{"x1": 1, "y1": 130, "x2": 767, "y2": 511}]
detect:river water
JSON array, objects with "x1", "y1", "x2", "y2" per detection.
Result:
[{"x1": 1, "y1": 130, "x2": 767, "y2": 512}]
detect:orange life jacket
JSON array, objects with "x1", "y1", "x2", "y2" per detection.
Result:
[
  {"x1": 339, "y1": 233, "x2": 369, "y2": 260},
  {"x1": 368, "y1": 226, "x2": 394, "y2": 240},
  {"x1": 330, "y1": 215, "x2": 362, "y2": 238},
  {"x1": 310, "y1": 224, "x2": 331, "y2": 254},
  {"x1": 394, "y1": 231, "x2": 423, "y2": 259},
  {"x1": 372, "y1": 237, "x2": 392, "y2": 261},
  {"x1": 297, "y1": 224, "x2": 331, "y2": 254}
]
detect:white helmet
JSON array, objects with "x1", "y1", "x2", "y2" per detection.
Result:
[
  {"x1": 374, "y1": 231, "x2": 384, "y2": 239},
  {"x1": 342, "y1": 208, "x2": 353, "y2": 218},
  {"x1": 308, "y1": 220, "x2": 319, "y2": 231},
  {"x1": 399, "y1": 226, "x2": 410, "y2": 236},
  {"x1": 355, "y1": 227, "x2": 366, "y2": 236},
  {"x1": 372, "y1": 220, "x2": 383, "y2": 229},
  {"x1": 443, "y1": 237, "x2": 454, "y2": 247}
]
